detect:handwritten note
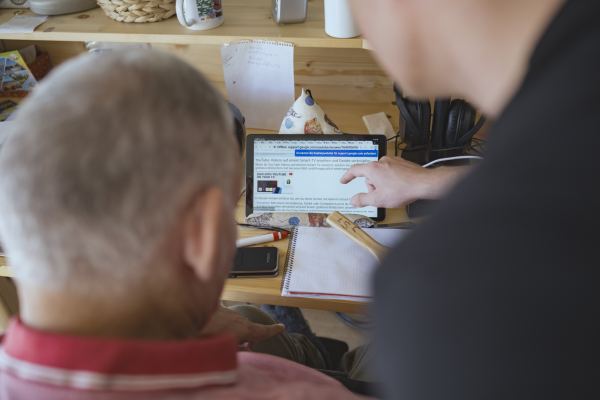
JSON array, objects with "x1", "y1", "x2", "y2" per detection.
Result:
[{"x1": 221, "y1": 40, "x2": 295, "y2": 130}]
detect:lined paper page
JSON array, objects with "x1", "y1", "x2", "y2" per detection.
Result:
[{"x1": 283, "y1": 227, "x2": 409, "y2": 301}]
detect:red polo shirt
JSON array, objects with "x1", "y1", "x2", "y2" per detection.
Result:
[{"x1": 0, "y1": 319, "x2": 366, "y2": 399}]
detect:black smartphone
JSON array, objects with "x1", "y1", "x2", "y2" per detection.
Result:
[{"x1": 229, "y1": 247, "x2": 279, "y2": 278}]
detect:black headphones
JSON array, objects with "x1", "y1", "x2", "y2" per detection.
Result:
[{"x1": 394, "y1": 86, "x2": 485, "y2": 164}]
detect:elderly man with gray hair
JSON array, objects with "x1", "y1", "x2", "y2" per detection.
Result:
[{"x1": 0, "y1": 51, "x2": 366, "y2": 399}]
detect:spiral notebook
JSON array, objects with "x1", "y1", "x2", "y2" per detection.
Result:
[{"x1": 281, "y1": 226, "x2": 409, "y2": 302}]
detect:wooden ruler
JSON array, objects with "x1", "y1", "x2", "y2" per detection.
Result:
[{"x1": 326, "y1": 211, "x2": 388, "y2": 262}]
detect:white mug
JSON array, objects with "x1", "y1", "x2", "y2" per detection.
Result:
[
  {"x1": 176, "y1": 0, "x2": 224, "y2": 31},
  {"x1": 324, "y1": 0, "x2": 360, "y2": 39}
]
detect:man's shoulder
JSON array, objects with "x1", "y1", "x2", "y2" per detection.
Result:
[
  {"x1": 234, "y1": 352, "x2": 364, "y2": 399},
  {"x1": 237, "y1": 351, "x2": 340, "y2": 385}
]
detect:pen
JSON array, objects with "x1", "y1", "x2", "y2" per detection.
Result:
[{"x1": 236, "y1": 231, "x2": 289, "y2": 248}]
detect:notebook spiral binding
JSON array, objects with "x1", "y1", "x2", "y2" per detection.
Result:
[
  {"x1": 281, "y1": 227, "x2": 299, "y2": 293},
  {"x1": 228, "y1": 40, "x2": 295, "y2": 48}
]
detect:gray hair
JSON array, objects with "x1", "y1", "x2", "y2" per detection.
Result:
[{"x1": 0, "y1": 50, "x2": 238, "y2": 292}]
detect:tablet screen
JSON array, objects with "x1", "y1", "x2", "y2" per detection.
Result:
[{"x1": 250, "y1": 136, "x2": 383, "y2": 218}]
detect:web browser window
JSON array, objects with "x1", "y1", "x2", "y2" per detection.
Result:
[{"x1": 252, "y1": 138, "x2": 380, "y2": 217}]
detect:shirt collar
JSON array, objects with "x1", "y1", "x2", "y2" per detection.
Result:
[{"x1": 0, "y1": 318, "x2": 238, "y2": 391}]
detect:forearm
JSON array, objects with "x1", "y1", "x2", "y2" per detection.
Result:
[
  {"x1": 342, "y1": 157, "x2": 473, "y2": 208},
  {"x1": 416, "y1": 166, "x2": 470, "y2": 200}
]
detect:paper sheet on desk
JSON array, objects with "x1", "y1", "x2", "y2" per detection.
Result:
[
  {"x1": 0, "y1": 15, "x2": 48, "y2": 33},
  {"x1": 221, "y1": 40, "x2": 295, "y2": 130}
]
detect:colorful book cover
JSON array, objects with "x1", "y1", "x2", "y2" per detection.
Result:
[
  {"x1": 0, "y1": 50, "x2": 36, "y2": 97},
  {"x1": 0, "y1": 99, "x2": 18, "y2": 121}
]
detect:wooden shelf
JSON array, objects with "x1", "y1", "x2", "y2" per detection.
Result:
[{"x1": 0, "y1": 0, "x2": 366, "y2": 48}]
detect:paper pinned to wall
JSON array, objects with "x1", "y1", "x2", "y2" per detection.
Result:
[{"x1": 221, "y1": 40, "x2": 295, "y2": 131}]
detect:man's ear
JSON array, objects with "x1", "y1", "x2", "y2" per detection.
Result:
[{"x1": 182, "y1": 187, "x2": 227, "y2": 282}]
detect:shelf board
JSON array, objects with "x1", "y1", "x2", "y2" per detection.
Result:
[{"x1": 0, "y1": 0, "x2": 366, "y2": 49}]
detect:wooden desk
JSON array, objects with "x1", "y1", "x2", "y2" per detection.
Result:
[
  {"x1": 0, "y1": 137, "x2": 407, "y2": 314},
  {"x1": 0, "y1": 201, "x2": 408, "y2": 314},
  {"x1": 224, "y1": 197, "x2": 409, "y2": 313},
  {"x1": 0, "y1": 264, "x2": 10, "y2": 279}
]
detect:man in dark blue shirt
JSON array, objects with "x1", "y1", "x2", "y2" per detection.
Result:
[{"x1": 343, "y1": 1, "x2": 600, "y2": 398}]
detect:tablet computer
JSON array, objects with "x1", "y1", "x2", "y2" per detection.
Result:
[{"x1": 246, "y1": 134, "x2": 387, "y2": 221}]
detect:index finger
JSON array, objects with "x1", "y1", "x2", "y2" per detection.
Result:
[{"x1": 340, "y1": 162, "x2": 376, "y2": 184}]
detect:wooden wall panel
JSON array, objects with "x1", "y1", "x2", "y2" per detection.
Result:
[
  {"x1": 2, "y1": 40, "x2": 399, "y2": 133},
  {"x1": 155, "y1": 44, "x2": 398, "y2": 133},
  {"x1": 2, "y1": 40, "x2": 86, "y2": 65}
]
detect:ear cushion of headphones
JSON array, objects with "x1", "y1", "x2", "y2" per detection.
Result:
[
  {"x1": 446, "y1": 100, "x2": 476, "y2": 147},
  {"x1": 431, "y1": 98, "x2": 451, "y2": 149},
  {"x1": 405, "y1": 100, "x2": 431, "y2": 143}
]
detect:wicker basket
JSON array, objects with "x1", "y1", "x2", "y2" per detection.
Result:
[{"x1": 97, "y1": 0, "x2": 176, "y2": 23}]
